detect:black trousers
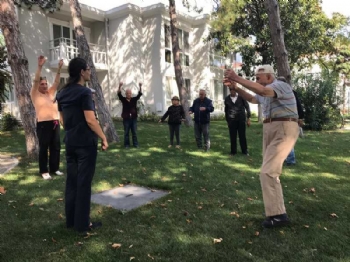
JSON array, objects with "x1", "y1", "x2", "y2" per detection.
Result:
[
  {"x1": 169, "y1": 124, "x2": 180, "y2": 145},
  {"x1": 65, "y1": 145, "x2": 97, "y2": 232},
  {"x1": 36, "y1": 120, "x2": 61, "y2": 174},
  {"x1": 228, "y1": 120, "x2": 248, "y2": 155}
]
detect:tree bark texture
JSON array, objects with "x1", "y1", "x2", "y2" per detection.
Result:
[
  {"x1": 69, "y1": 0, "x2": 119, "y2": 142},
  {"x1": 0, "y1": 0, "x2": 39, "y2": 159},
  {"x1": 169, "y1": 0, "x2": 192, "y2": 126},
  {"x1": 264, "y1": 0, "x2": 291, "y2": 83}
]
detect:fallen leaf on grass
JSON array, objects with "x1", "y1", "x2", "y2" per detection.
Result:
[
  {"x1": 57, "y1": 198, "x2": 64, "y2": 202},
  {"x1": 213, "y1": 238, "x2": 223, "y2": 244},
  {"x1": 75, "y1": 242, "x2": 83, "y2": 246},
  {"x1": 58, "y1": 213, "x2": 64, "y2": 219},
  {"x1": 324, "y1": 227, "x2": 328, "y2": 231},
  {"x1": 129, "y1": 245, "x2": 133, "y2": 248},
  {"x1": 248, "y1": 241, "x2": 253, "y2": 244},
  {"x1": 279, "y1": 231, "x2": 284, "y2": 235},
  {"x1": 242, "y1": 226, "x2": 246, "y2": 229},
  {"x1": 150, "y1": 216, "x2": 156, "y2": 219},
  {"x1": 186, "y1": 219, "x2": 192, "y2": 223},
  {"x1": 230, "y1": 212, "x2": 240, "y2": 218},
  {"x1": 309, "y1": 188, "x2": 316, "y2": 193},
  {"x1": 330, "y1": 213, "x2": 338, "y2": 218},
  {"x1": 0, "y1": 187, "x2": 6, "y2": 194},
  {"x1": 220, "y1": 204, "x2": 224, "y2": 207},
  {"x1": 148, "y1": 254, "x2": 155, "y2": 260},
  {"x1": 160, "y1": 204, "x2": 167, "y2": 208},
  {"x1": 255, "y1": 231, "x2": 260, "y2": 236},
  {"x1": 233, "y1": 181, "x2": 239, "y2": 185},
  {"x1": 304, "y1": 225, "x2": 310, "y2": 228},
  {"x1": 201, "y1": 188, "x2": 207, "y2": 192},
  {"x1": 247, "y1": 198, "x2": 253, "y2": 201},
  {"x1": 289, "y1": 201, "x2": 294, "y2": 204},
  {"x1": 198, "y1": 206, "x2": 203, "y2": 210},
  {"x1": 119, "y1": 184, "x2": 124, "y2": 187},
  {"x1": 98, "y1": 210, "x2": 102, "y2": 214},
  {"x1": 39, "y1": 208, "x2": 45, "y2": 211},
  {"x1": 52, "y1": 237, "x2": 57, "y2": 243},
  {"x1": 167, "y1": 200, "x2": 172, "y2": 202},
  {"x1": 112, "y1": 243, "x2": 122, "y2": 249},
  {"x1": 130, "y1": 257, "x2": 135, "y2": 261},
  {"x1": 29, "y1": 203, "x2": 34, "y2": 206}
]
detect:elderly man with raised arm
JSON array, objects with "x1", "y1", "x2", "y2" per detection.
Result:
[{"x1": 224, "y1": 65, "x2": 299, "y2": 228}]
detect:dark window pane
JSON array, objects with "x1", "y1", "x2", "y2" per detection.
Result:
[
  {"x1": 53, "y1": 24, "x2": 61, "y2": 46},
  {"x1": 164, "y1": 25, "x2": 170, "y2": 48},
  {"x1": 179, "y1": 53, "x2": 183, "y2": 65},
  {"x1": 165, "y1": 49, "x2": 171, "y2": 63},
  {"x1": 184, "y1": 31, "x2": 189, "y2": 51},
  {"x1": 185, "y1": 55, "x2": 189, "y2": 66}
]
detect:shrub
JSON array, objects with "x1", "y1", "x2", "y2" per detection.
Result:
[
  {"x1": 0, "y1": 113, "x2": 18, "y2": 131},
  {"x1": 292, "y1": 72, "x2": 343, "y2": 130}
]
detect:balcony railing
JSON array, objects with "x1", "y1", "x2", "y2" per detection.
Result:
[{"x1": 49, "y1": 38, "x2": 107, "y2": 68}]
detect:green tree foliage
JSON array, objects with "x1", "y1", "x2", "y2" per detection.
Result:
[
  {"x1": 0, "y1": 32, "x2": 11, "y2": 106},
  {"x1": 211, "y1": 0, "x2": 349, "y2": 77},
  {"x1": 14, "y1": 0, "x2": 63, "y2": 13},
  {"x1": 293, "y1": 71, "x2": 343, "y2": 130}
]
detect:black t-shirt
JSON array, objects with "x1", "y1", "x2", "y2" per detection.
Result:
[{"x1": 57, "y1": 84, "x2": 98, "y2": 147}]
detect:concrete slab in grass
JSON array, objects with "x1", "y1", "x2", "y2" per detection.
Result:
[
  {"x1": 0, "y1": 154, "x2": 19, "y2": 175},
  {"x1": 91, "y1": 185, "x2": 169, "y2": 211}
]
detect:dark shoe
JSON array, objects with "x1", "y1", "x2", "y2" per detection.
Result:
[
  {"x1": 229, "y1": 153, "x2": 236, "y2": 156},
  {"x1": 133, "y1": 145, "x2": 139, "y2": 148},
  {"x1": 243, "y1": 152, "x2": 250, "y2": 156},
  {"x1": 262, "y1": 214, "x2": 290, "y2": 228}
]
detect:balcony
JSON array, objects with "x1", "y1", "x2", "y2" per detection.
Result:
[{"x1": 49, "y1": 38, "x2": 108, "y2": 71}]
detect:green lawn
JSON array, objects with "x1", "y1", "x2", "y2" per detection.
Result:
[{"x1": 1, "y1": 120, "x2": 350, "y2": 262}]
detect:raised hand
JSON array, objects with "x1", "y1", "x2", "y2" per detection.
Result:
[
  {"x1": 38, "y1": 56, "x2": 46, "y2": 67},
  {"x1": 58, "y1": 59, "x2": 64, "y2": 69}
]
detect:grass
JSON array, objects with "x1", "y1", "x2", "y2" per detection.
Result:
[{"x1": 1, "y1": 120, "x2": 350, "y2": 262}]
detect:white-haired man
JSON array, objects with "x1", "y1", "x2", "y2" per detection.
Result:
[
  {"x1": 224, "y1": 65, "x2": 299, "y2": 228},
  {"x1": 118, "y1": 82, "x2": 142, "y2": 148},
  {"x1": 189, "y1": 89, "x2": 214, "y2": 151}
]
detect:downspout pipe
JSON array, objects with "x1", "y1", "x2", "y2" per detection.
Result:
[{"x1": 105, "y1": 17, "x2": 112, "y2": 113}]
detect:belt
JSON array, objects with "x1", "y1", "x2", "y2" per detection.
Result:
[{"x1": 263, "y1": 118, "x2": 298, "y2": 124}]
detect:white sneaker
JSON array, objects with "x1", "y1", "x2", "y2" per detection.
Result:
[
  {"x1": 42, "y1": 173, "x2": 52, "y2": 180},
  {"x1": 55, "y1": 171, "x2": 64, "y2": 176}
]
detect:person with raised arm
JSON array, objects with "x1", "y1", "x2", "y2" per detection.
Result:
[
  {"x1": 31, "y1": 56, "x2": 64, "y2": 180},
  {"x1": 118, "y1": 82, "x2": 143, "y2": 148}
]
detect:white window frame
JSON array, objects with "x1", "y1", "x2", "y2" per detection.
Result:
[{"x1": 48, "y1": 17, "x2": 91, "y2": 44}]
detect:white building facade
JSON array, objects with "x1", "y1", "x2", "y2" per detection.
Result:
[{"x1": 3, "y1": 1, "x2": 241, "y2": 119}]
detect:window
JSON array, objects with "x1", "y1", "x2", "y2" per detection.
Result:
[
  {"x1": 185, "y1": 79, "x2": 191, "y2": 100},
  {"x1": 53, "y1": 24, "x2": 76, "y2": 47},
  {"x1": 213, "y1": 79, "x2": 224, "y2": 101},
  {"x1": 164, "y1": 25, "x2": 190, "y2": 66}
]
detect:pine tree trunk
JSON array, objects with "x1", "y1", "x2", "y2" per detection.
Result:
[
  {"x1": 69, "y1": 0, "x2": 119, "y2": 142},
  {"x1": 264, "y1": 0, "x2": 291, "y2": 83},
  {"x1": 169, "y1": 0, "x2": 192, "y2": 126},
  {"x1": 0, "y1": 0, "x2": 39, "y2": 159}
]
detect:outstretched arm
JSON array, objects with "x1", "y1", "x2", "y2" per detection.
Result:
[
  {"x1": 224, "y1": 69, "x2": 276, "y2": 98},
  {"x1": 117, "y1": 82, "x2": 124, "y2": 100},
  {"x1": 31, "y1": 56, "x2": 46, "y2": 96},
  {"x1": 136, "y1": 82, "x2": 143, "y2": 100},
  {"x1": 50, "y1": 59, "x2": 63, "y2": 94}
]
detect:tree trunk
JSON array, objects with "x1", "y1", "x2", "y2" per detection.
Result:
[
  {"x1": 264, "y1": 0, "x2": 291, "y2": 83},
  {"x1": 169, "y1": 0, "x2": 192, "y2": 126},
  {"x1": 0, "y1": 0, "x2": 39, "y2": 159},
  {"x1": 69, "y1": 0, "x2": 119, "y2": 142}
]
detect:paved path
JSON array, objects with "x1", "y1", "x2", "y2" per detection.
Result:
[{"x1": 0, "y1": 154, "x2": 19, "y2": 175}]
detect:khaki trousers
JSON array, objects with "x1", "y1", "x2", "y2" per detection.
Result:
[{"x1": 260, "y1": 121, "x2": 299, "y2": 217}]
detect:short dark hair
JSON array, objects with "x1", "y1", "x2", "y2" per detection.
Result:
[{"x1": 40, "y1": 76, "x2": 47, "y2": 81}]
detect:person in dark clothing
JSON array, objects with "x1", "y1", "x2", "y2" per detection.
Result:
[
  {"x1": 159, "y1": 96, "x2": 185, "y2": 148},
  {"x1": 189, "y1": 89, "x2": 214, "y2": 151},
  {"x1": 56, "y1": 57, "x2": 108, "y2": 235},
  {"x1": 277, "y1": 76, "x2": 305, "y2": 165},
  {"x1": 224, "y1": 82, "x2": 251, "y2": 156},
  {"x1": 118, "y1": 82, "x2": 142, "y2": 148}
]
